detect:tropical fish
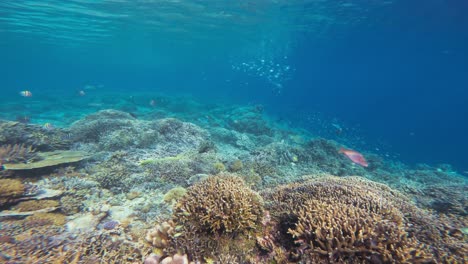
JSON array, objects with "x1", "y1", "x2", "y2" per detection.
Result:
[
  {"x1": 43, "y1": 122, "x2": 54, "y2": 130},
  {"x1": 19, "y1": 90, "x2": 32, "y2": 97},
  {"x1": 332, "y1": 123, "x2": 343, "y2": 135},
  {"x1": 339, "y1": 147, "x2": 369, "y2": 167},
  {"x1": 149, "y1": 99, "x2": 156, "y2": 107},
  {"x1": 78, "y1": 90, "x2": 86, "y2": 96},
  {"x1": 61, "y1": 132, "x2": 74, "y2": 140}
]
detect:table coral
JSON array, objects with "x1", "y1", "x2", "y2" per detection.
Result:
[{"x1": 2, "y1": 150, "x2": 88, "y2": 170}]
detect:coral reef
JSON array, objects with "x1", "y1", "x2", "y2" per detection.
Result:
[
  {"x1": 1, "y1": 97, "x2": 467, "y2": 263},
  {"x1": 173, "y1": 175, "x2": 263, "y2": 235},
  {"x1": 60, "y1": 194, "x2": 83, "y2": 215},
  {"x1": 141, "y1": 152, "x2": 217, "y2": 186},
  {"x1": 0, "y1": 179, "x2": 25, "y2": 206},
  {"x1": 289, "y1": 199, "x2": 430, "y2": 263},
  {"x1": 0, "y1": 121, "x2": 72, "y2": 151},
  {"x1": 25, "y1": 212, "x2": 67, "y2": 226},
  {"x1": 0, "y1": 220, "x2": 151, "y2": 264},
  {"x1": 13, "y1": 200, "x2": 59, "y2": 212},
  {"x1": 228, "y1": 159, "x2": 243, "y2": 172},
  {"x1": 89, "y1": 151, "x2": 142, "y2": 192},
  {"x1": 149, "y1": 175, "x2": 264, "y2": 262},
  {"x1": 259, "y1": 175, "x2": 467, "y2": 263},
  {"x1": 163, "y1": 187, "x2": 187, "y2": 204},
  {"x1": 2, "y1": 150, "x2": 88, "y2": 170},
  {"x1": 69, "y1": 109, "x2": 138, "y2": 143},
  {"x1": 0, "y1": 144, "x2": 37, "y2": 165},
  {"x1": 227, "y1": 106, "x2": 273, "y2": 136}
]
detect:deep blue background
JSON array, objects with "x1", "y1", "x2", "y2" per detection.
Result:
[{"x1": 273, "y1": 1, "x2": 468, "y2": 169}]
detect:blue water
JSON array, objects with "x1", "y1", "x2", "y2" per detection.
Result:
[{"x1": 1, "y1": 0, "x2": 467, "y2": 171}]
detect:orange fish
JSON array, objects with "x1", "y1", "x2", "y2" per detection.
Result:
[
  {"x1": 19, "y1": 90, "x2": 32, "y2": 97},
  {"x1": 339, "y1": 147, "x2": 368, "y2": 167}
]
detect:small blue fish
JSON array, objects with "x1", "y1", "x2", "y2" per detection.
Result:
[{"x1": 19, "y1": 90, "x2": 32, "y2": 97}]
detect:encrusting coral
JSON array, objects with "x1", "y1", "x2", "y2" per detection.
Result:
[
  {"x1": 0, "y1": 178, "x2": 25, "y2": 206},
  {"x1": 14, "y1": 200, "x2": 59, "y2": 212}
]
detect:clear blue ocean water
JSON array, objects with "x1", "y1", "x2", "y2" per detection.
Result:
[{"x1": 1, "y1": 0, "x2": 467, "y2": 171}]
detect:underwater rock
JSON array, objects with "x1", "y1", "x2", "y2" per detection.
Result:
[
  {"x1": 66, "y1": 212, "x2": 106, "y2": 233},
  {"x1": 2, "y1": 150, "x2": 89, "y2": 170},
  {"x1": 108, "y1": 205, "x2": 134, "y2": 223}
]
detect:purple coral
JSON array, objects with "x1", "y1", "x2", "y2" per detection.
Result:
[{"x1": 102, "y1": 220, "x2": 119, "y2": 230}]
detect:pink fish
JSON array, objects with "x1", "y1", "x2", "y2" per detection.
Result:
[{"x1": 339, "y1": 147, "x2": 368, "y2": 167}]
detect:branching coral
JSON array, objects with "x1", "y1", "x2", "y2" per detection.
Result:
[
  {"x1": 289, "y1": 199, "x2": 430, "y2": 263},
  {"x1": 0, "y1": 221, "x2": 151, "y2": 264},
  {"x1": 174, "y1": 175, "x2": 263, "y2": 236},
  {"x1": 89, "y1": 151, "x2": 141, "y2": 192},
  {"x1": 152, "y1": 175, "x2": 264, "y2": 262},
  {"x1": 0, "y1": 144, "x2": 37, "y2": 165},
  {"x1": 259, "y1": 175, "x2": 467, "y2": 263}
]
